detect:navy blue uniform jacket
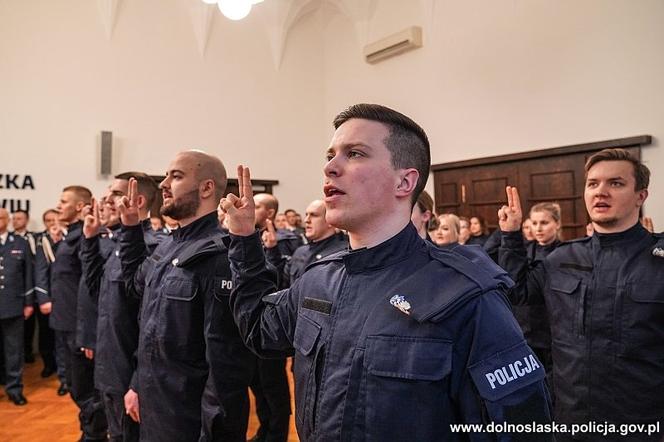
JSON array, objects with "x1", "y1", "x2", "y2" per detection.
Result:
[
  {"x1": 499, "y1": 222, "x2": 664, "y2": 441},
  {"x1": 229, "y1": 223, "x2": 552, "y2": 441},
  {"x1": 121, "y1": 212, "x2": 254, "y2": 442},
  {"x1": 0, "y1": 233, "x2": 34, "y2": 319}
]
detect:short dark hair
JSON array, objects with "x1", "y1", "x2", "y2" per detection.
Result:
[
  {"x1": 585, "y1": 148, "x2": 650, "y2": 191},
  {"x1": 284, "y1": 209, "x2": 296, "y2": 216},
  {"x1": 42, "y1": 209, "x2": 57, "y2": 223},
  {"x1": 333, "y1": 103, "x2": 430, "y2": 205},
  {"x1": 63, "y1": 185, "x2": 92, "y2": 204},
  {"x1": 12, "y1": 209, "x2": 29, "y2": 218},
  {"x1": 115, "y1": 172, "x2": 160, "y2": 208}
]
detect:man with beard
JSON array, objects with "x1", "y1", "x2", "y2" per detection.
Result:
[
  {"x1": 118, "y1": 151, "x2": 254, "y2": 442},
  {"x1": 498, "y1": 148, "x2": 663, "y2": 441},
  {"x1": 221, "y1": 104, "x2": 552, "y2": 441},
  {"x1": 81, "y1": 172, "x2": 163, "y2": 442}
]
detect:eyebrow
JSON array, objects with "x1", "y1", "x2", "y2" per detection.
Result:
[
  {"x1": 326, "y1": 142, "x2": 371, "y2": 155},
  {"x1": 167, "y1": 169, "x2": 186, "y2": 175}
]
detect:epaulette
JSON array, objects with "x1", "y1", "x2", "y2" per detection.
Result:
[
  {"x1": 403, "y1": 243, "x2": 514, "y2": 323},
  {"x1": 556, "y1": 236, "x2": 592, "y2": 247},
  {"x1": 302, "y1": 249, "x2": 346, "y2": 272},
  {"x1": 171, "y1": 236, "x2": 227, "y2": 268}
]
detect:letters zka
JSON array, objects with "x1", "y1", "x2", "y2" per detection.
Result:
[{"x1": 485, "y1": 353, "x2": 541, "y2": 390}]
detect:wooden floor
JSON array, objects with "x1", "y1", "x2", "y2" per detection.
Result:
[{"x1": 0, "y1": 357, "x2": 299, "y2": 441}]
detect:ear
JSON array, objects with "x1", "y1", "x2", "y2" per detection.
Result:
[
  {"x1": 422, "y1": 210, "x2": 432, "y2": 223},
  {"x1": 636, "y1": 189, "x2": 648, "y2": 207},
  {"x1": 267, "y1": 208, "x2": 276, "y2": 220},
  {"x1": 136, "y1": 195, "x2": 147, "y2": 210},
  {"x1": 395, "y1": 168, "x2": 419, "y2": 200},
  {"x1": 199, "y1": 179, "x2": 215, "y2": 199}
]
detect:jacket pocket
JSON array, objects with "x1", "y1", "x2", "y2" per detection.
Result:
[
  {"x1": 549, "y1": 277, "x2": 586, "y2": 339},
  {"x1": 619, "y1": 281, "x2": 664, "y2": 358},
  {"x1": 160, "y1": 276, "x2": 205, "y2": 361},
  {"x1": 363, "y1": 336, "x2": 452, "y2": 442},
  {"x1": 292, "y1": 314, "x2": 323, "y2": 435}
]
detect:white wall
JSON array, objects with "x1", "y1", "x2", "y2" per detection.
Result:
[
  {"x1": 0, "y1": 0, "x2": 327, "y2": 231},
  {"x1": 1, "y1": 0, "x2": 663, "y2": 231},
  {"x1": 322, "y1": 0, "x2": 664, "y2": 223}
]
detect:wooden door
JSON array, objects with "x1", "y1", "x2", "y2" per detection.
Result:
[{"x1": 431, "y1": 136, "x2": 649, "y2": 240}]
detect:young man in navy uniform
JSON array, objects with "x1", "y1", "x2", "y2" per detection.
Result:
[
  {"x1": 0, "y1": 208, "x2": 34, "y2": 405},
  {"x1": 498, "y1": 148, "x2": 663, "y2": 441},
  {"x1": 118, "y1": 151, "x2": 254, "y2": 442},
  {"x1": 81, "y1": 172, "x2": 163, "y2": 442},
  {"x1": 222, "y1": 103, "x2": 553, "y2": 441}
]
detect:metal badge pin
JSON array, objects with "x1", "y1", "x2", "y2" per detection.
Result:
[
  {"x1": 389, "y1": 294, "x2": 411, "y2": 315},
  {"x1": 652, "y1": 247, "x2": 664, "y2": 258},
  {"x1": 171, "y1": 258, "x2": 179, "y2": 266}
]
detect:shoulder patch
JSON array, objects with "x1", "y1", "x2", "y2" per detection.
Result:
[{"x1": 468, "y1": 341, "x2": 545, "y2": 402}]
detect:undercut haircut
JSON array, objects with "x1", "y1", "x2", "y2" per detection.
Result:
[
  {"x1": 333, "y1": 103, "x2": 431, "y2": 205},
  {"x1": 63, "y1": 185, "x2": 92, "y2": 205},
  {"x1": 585, "y1": 148, "x2": 650, "y2": 191},
  {"x1": 115, "y1": 172, "x2": 160, "y2": 208}
]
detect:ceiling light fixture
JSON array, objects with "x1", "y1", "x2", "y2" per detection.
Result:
[{"x1": 201, "y1": 0, "x2": 264, "y2": 21}]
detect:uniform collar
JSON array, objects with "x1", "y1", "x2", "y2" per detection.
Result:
[
  {"x1": 592, "y1": 221, "x2": 648, "y2": 248},
  {"x1": 65, "y1": 221, "x2": 83, "y2": 242},
  {"x1": 0, "y1": 231, "x2": 8, "y2": 245},
  {"x1": 342, "y1": 223, "x2": 424, "y2": 274},
  {"x1": 172, "y1": 211, "x2": 218, "y2": 242}
]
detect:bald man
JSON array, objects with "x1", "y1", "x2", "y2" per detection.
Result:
[
  {"x1": 284, "y1": 200, "x2": 348, "y2": 286},
  {"x1": 118, "y1": 151, "x2": 255, "y2": 442}
]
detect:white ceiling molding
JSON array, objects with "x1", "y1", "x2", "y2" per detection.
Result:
[
  {"x1": 335, "y1": 0, "x2": 376, "y2": 48},
  {"x1": 96, "y1": 0, "x2": 121, "y2": 40},
  {"x1": 258, "y1": 0, "x2": 361, "y2": 70},
  {"x1": 183, "y1": 0, "x2": 217, "y2": 57}
]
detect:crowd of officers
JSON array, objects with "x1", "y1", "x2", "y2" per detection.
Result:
[{"x1": 0, "y1": 103, "x2": 662, "y2": 442}]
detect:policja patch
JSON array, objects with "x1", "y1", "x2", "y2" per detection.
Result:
[{"x1": 468, "y1": 341, "x2": 545, "y2": 401}]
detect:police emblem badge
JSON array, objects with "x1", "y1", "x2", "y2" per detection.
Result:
[{"x1": 390, "y1": 294, "x2": 411, "y2": 315}]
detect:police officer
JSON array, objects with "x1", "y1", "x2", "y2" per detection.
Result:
[
  {"x1": 11, "y1": 209, "x2": 39, "y2": 365},
  {"x1": 280, "y1": 199, "x2": 347, "y2": 286},
  {"x1": 250, "y1": 193, "x2": 299, "y2": 442},
  {"x1": 0, "y1": 208, "x2": 34, "y2": 405},
  {"x1": 498, "y1": 148, "x2": 663, "y2": 441},
  {"x1": 35, "y1": 185, "x2": 108, "y2": 440},
  {"x1": 81, "y1": 172, "x2": 163, "y2": 442},
  {"x1": 118, "y1": 151, "x2": 254, "y2": 442},
  {"x1": 221, "y1": 104, "x2": 553, "y2": 441},
  {"x1": 34, "y1": 210, "x2": 64, "y2": 386}
]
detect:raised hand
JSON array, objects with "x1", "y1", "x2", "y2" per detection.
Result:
[
  {"x1": 261, "y1": 218, "x2": 278, "y2": 249},
  {"x1": 118, "y1": 178, "x2": 140, "y2": 226},
  {"x1": 83, "y1": 198, "x2": 102, "y2": 238},
  {"x1": 219, "y1": 165, "x2": 256, "y2": 236},
  {"x1": 498, "y1": 186, "x2": 523, "y2": 232}
]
